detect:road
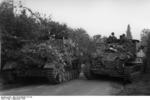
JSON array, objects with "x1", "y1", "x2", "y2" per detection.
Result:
[{"x1": 0, "y1": 74, "x2": 123, "y2": 95}]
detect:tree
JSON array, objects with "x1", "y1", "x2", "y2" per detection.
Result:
[
  {"x1": 0, "y1": 0, "x2": 96, "y2": 68},
  {"x1": 126, "y1": 24, "x2": 132, "y2": 39},
  {"x1": 141, "y1": 29, "x2": 150, "y2": 72},
  {"x1": 0, "y1": 1, "x2": 51, "y2": 67}
]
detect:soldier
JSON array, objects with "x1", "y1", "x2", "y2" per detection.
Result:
[
  {"x1": 119, "y1": 34, "x2": 127, "y2": 43},
  {"x1": 107, "y1": 32, "x2": 117, "y2": 43}
]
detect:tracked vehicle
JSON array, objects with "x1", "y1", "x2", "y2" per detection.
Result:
[
  {"x1": 1, "y1": 5, "x2": 82, "y2": 84},
  {"x1": 83, "y1": 39, "x2": 143, "y2": 82},
  {"x1": 2, "y1": 38, "x2": 81, "y2": 84}
]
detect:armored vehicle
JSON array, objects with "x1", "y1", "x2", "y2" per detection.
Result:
[
  {"x1": 83, "y1": 39, "x2": 144, "y2": 82},
  {"x1": 2, "y1": 38, "x2": 81, "y2": 84}
]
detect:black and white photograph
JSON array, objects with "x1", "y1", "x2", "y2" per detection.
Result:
[{"x1": 0, "y1": 0, "x2": 150, "y2": 96}]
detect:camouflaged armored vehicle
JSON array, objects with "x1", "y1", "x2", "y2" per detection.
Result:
[
  {"x1": 2, "y1": 38, "x2": 81, "y2": 84},
  {"x1": 83, "y1": 39, "x2": 144, "y2": 82}
]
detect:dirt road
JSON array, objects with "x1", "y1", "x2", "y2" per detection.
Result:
[{"x1": 0, "y1": 74, "x2": 123, "y2": 95}]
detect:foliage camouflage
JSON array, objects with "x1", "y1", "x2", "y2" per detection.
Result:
[
  {"x1": 83, "y1": 36, "x2": 143, "y2": 81},
  {"x1": 0, "y1": 1, "x2": 91, "y2": 70},
  {"x1": 19, "y1": 38, "x2": 80, "y2": 68}
]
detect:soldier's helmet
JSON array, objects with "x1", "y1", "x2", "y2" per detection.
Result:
[{"x1": 111, "y1": 32, "x2": 115, "y2": 36}]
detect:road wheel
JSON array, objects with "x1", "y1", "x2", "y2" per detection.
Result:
[
  {"x1": 45, "y1": 63, "x2": 65, "y2": 84},
  {"x1": 47, "y1": 70, "x2": 63, "y2": 84}
]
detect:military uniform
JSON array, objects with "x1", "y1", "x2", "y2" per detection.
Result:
[{"x1": 107, "y1": 33, "x2": 117, "y2": 43}]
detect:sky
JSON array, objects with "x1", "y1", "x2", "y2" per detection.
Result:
[{"x1": 1, "y1": 0, "x2": 150, "y2": 39}]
